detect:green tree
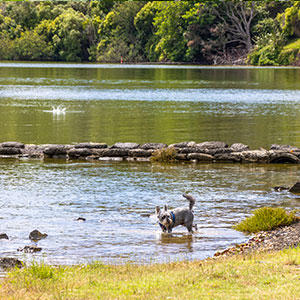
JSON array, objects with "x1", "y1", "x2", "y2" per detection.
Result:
[
  {"x1": 46, "y1": 8, "x2": 88, "y2": 61},
  {"x1": 152, "y1": 1, "x2": 193, "y2": 62},
  {"x1": 182, "y1": 2, "x2": 217, "y2": 63},
  {"x1": 13, "y1": 30, "x2": 54, "y2": 61},
  {"x1": 134, "y1": 2, "x2": 162, "y2": 61},
  {"x1": 97, "y1": 1, "x2": 145, "y2": 62},
  {"x1": 4, "y1": 2, "x2": 38, "y2": 29},
  {"x1": 278, "y1": 2, "x2": 300, "y2": 37}
]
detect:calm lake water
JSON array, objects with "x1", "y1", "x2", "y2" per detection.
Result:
[{"x1": 0, "y1": 63, "x2": 300, "y2": 265}]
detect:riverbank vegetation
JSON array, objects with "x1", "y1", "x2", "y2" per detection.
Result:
[
  {"x1": 233, "y1": 207, "x2": 298, "y2": 233},
  {"x1": 0, "y1": 1, "x2": 299, "y2": 65},
  {"x1": 0, "y1": 247, "x2": 299, "y2": 299}
]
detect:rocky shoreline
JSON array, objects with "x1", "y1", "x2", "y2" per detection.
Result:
[
  {"x1": 214, "y1": 221, "x2": 300, "y2": 258},
  {"x1": 1, "y1": 141, "x2": 300, "y2": 164}
]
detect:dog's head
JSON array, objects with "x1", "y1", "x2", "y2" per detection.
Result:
[{"x1": 156, "y1": 205, "x2": 173, "y2": 232}]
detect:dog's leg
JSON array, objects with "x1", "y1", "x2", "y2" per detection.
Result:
[{"x1": 186, "y1": 224, "x2": 193, "y2": 233}]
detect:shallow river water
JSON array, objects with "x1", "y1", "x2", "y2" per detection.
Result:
[{"x1": 0, "y1": 63, "x2": 300, "y2": 264}]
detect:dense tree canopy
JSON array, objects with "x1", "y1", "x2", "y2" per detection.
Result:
[{"x1": 0, "y1": 1, "x2": 298, "y2": 65}]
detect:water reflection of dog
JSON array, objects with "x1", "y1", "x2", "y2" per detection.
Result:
[{"x1": 157, "y1": 233, "x2": 194, "y2": 251}]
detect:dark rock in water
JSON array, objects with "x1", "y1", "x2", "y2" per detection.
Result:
[
  {"x1": 217, "y1": 150, "x2": 269, "y2": 163},
  {"x1": 196, "y1": 141, "x2": 228, "y2": 149},
  {"x1": 169, "y1": 141, "x2": 196, "y2": 148},
  {"x1": 101, "y1": 148, "x2": 129, "y2": 157},
  {"x1": 230, "y1": 143, "x2": 249, "y2": 152},
  {"x1": 22, "y1": 145, "x2": 44, "y2": 158},
  {"x1": 0, "y1": 257, "x2": 23, "y2": 269},
  {"x1": 0, "y1": 233, "x2": 9, "y2": 240},
  {"x1": 29, "y1": 229, "x2": 48, "y2": 241},
  {"x1": 177, "y1": 147, "x2": 200, "y2": 154},
  {"x1": 76, "y1": 217, "x2": 86, "y2": 221},
  {"x1": 175, "y1": 154, "x2": 187, "y2": 161},
  {"x1": 202, "y1": 148, "x2": 233, "y2": 156},
  {"x1": 273, "y1": 186, "x2": 289, "y2": 192},
  {"x1": 140, "y1": 143, "x2": 167, "y2": 150},
  {"x1": 110, "y1": 142, "x2": 139, "y2": 149},
  {"x1": 289, "y1": 182, "x2": 300, "y2": 194},
  {"x1": 68, "y1": 148, "x2": 97, "y2": 158},
  {"x1": 269, "y1": 151, "x2": 300, "y2": 164},
  {"x1": 270, "y1": 144, "x2": 300, "y2": 151},
  {"x1": 74, "y1": 142, "x2": 107, "y2": 149},
  {"x1": 43, "y1": 145, "x2": 68, "y2": 156},
  {"x1": 0, "y1": 141, "x2": 25, "y2": 148},
  {"x1": 18, "y1": 245, "x2": 42, "y2": 253},
  {"x1": 0, "y1": 147, "x2": 22, "y2": 155},
  {"x1": 187, "y1": 153, "x2": 214, "y2": 161},
  {"x1": 129, "y1": 149, "x2": 153, "y2": 157},
  {"x1": 140, "y1": 213, "x2": 151, "y2": 217},
  {"x1": 214, "y1": 153, "x2": 242, "y2": 163}
]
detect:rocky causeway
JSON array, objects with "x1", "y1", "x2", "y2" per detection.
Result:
[{"x1": 1, "y1": 141, "x2": 300, "y2": 164}]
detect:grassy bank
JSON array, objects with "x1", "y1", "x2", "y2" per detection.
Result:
[{"x1": 0, "y1": 247, "x2": 300, "y2": 299}]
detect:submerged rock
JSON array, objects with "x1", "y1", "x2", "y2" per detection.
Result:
[
  {"x1": 18, "y1": 245, "x2": 42, "y2": 253},
  {"x1": 187, "y1": 153, "x2": 214, "y2": 161},
  {"x1": 289, "y1": 182, "x2": 300, "y2": 194},
  {"x1": 0, "y1": 233, "x2": 9, "y2": 240},
  {"x1": 273, "y1": 186, "x2": 289, "y2": 192},
  {"x1": 74, "y1": 142, "x2": 107, "y2": 149},
  {"x1": 29, "y1": 230, "x2": 48, "y2": 241},
  {"x1": 0, "y1": 257, "x2": 23, "y2": 269}
]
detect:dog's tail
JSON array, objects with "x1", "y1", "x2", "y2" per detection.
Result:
[{"x1": 183, "y1": 194, "x2": 196, "y2": 210}]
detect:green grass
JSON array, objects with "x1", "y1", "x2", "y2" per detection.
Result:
[
  {"x1": 0, "y1": 248, "x2": 300, "y2": 299},
  {"x1": 233, "y1": 207, "x2": 297, "y2": 233}
]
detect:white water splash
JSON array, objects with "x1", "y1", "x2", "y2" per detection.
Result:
[{"x1": 51, "y1": 105, "x2": 66, "y2": 115}]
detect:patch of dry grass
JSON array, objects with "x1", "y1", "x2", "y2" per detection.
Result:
[
  {"x1": 0, "y1": 247, "x2": 300, "y2": 299},
  {"x1": 150, "y1": 147, "x2": 177, "y2": 163}
]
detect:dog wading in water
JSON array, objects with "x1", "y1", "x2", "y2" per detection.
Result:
[{"x1": 156, "y1": 194, "x2": 197, "y2": 233}]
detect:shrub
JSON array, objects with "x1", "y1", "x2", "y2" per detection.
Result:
[
  {"x1": 150, "y1": 147, "x2": 177, "y2": 163},
  {"x1": 233, "y1": 207, "x2": 297, "y2": 233}
]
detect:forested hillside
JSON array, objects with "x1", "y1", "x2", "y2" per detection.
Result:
[{"x1": 0, "y1": 1, "x2": 299, "y2": 65}]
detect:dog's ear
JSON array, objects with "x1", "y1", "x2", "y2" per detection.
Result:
[
  {"x1": 155, "y1": 206, "x2": 160, "y2": 214},
  {"x1": 164, "y1": 204, "x2": 168, "y2": 211}
]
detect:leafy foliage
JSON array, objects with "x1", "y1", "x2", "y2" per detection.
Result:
[
  {"x1": 233, "y1": 207, "x2": 297, "y2": 233},
  {"x1": 0, "y1": 1, "x2": 298, "y2": 65}
]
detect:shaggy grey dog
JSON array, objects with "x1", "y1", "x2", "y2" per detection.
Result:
[{"x1": 156, "y1": 194, "x2": 196, "y2": 233}]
